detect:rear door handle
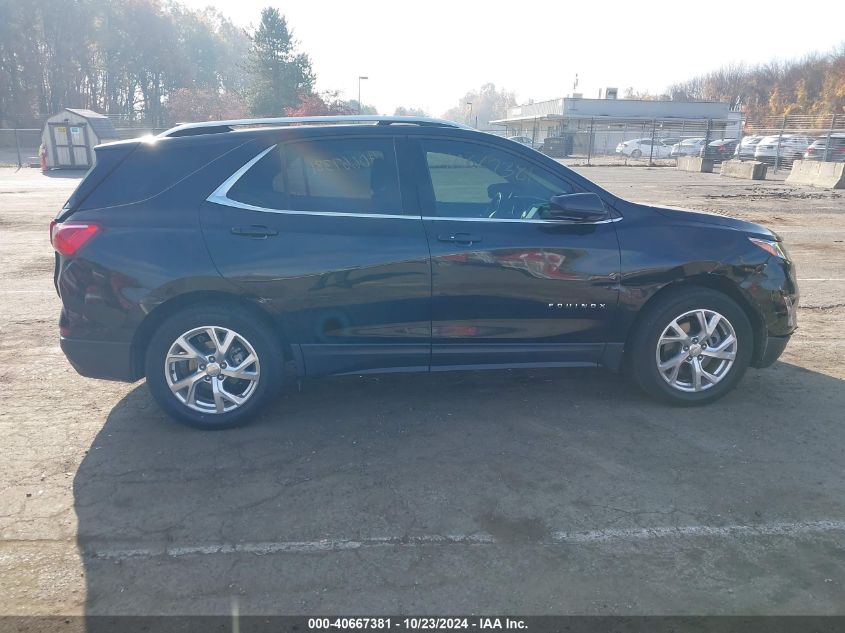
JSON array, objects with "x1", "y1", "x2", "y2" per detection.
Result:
[
  {"x1": 437, "y1": 232, "x2": 482, "y2": 245},
  {"x1": 230, "y1": 225, "x2": 278, "y2": 238}
]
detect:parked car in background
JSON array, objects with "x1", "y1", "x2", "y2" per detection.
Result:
[
  {"x1": 733, "y1": 135, "x2": 763, "y2": 160},
  {"x1": 754, "y1": 135, "x2": 813, "y2": 163},
  {"x1": 540, "y1": 136, "x2": 570, "y2": 158},
  {"x1": 615, "y1": 138, "x2": 672, "y2": 159},
  {"x1": 507, "y1": 135, "x2": 536, "y2": 148},
  {"x1": 700, "y1": 138, "x2": 738, "y2": 162},
  {"x1": 803, "y1": 134, "x2": 845, "y2": 162},
  {"x1": 52, "y1": 115, "x2": 798, "y2": 428},
  {"x1": 670, "y1": 138, "x2": 706, "y2": 158}
]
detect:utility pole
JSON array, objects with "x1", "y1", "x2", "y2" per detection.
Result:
[{"x1": 466, "y1": 102, "x2": 473, "y2": 127}]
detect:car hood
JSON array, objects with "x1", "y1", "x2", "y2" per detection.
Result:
[{"x1": 652, "y1": 205, "x2": 778, "y2": 239}]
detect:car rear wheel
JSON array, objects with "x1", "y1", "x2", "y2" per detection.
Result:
[
  {"x1": 628, "y1": 287, "x2": 753, "y2": 405},
  {"x1": 144, "y1": 304, "x2": 283, "y2": 429}
]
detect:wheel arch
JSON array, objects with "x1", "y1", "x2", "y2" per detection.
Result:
[
  {"x1": 621, "y1": 274, "x2": 766, "y2": 369},
  {"x1": 130, "y1": 290, "x2": 295, "y2": 380}
]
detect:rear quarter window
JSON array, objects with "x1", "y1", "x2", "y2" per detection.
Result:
[{"x1": 79, "y1": 135, "x2": 245, "y2": 210}]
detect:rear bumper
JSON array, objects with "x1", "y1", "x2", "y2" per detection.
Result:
[
  {"x1": 753, "y1": 334, "x2": 791, "y2": 369},
  {"x1": 60, "y1": 336, "x2": 137, "y2": 382}
]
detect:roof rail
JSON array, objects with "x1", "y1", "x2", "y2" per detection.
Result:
[{"x1": 159, "y1": 115, "x2": 471, "y2": 137}]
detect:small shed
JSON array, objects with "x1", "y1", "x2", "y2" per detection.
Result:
[{"x1": 42, "y1": 108, "x2": 120, "y2": 169}]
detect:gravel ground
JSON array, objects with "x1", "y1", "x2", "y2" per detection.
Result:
[{"x1": 1, "y1": 165, "x2": 844, "y2": 616}]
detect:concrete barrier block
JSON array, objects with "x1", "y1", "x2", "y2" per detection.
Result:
[
  {"x1": 676, "y1": 156, "x2": 714, "y2": 173},
  {"x1": 786, "y1": 160, "x2": 845, "y2": 189},
  {"x1": 720, "y1": 159, "x2": 768, "y2": 180}
]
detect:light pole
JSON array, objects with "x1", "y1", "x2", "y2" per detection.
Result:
[
  {"x1": 466, "y1": 101, "x2": 473, "y2": 127},
  {"x1": 358, "y1": 76, "x2": 368, "y2": 115}
]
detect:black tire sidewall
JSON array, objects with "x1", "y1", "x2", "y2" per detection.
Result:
[
  {"x1": 630, "y1": 288, "x2": 753, "y2": 405},
  {"x1": 144, "y1": 305, "x2": 282, "y2": 429}
]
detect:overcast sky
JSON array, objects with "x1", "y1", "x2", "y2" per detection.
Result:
[{"x1": 180, "y1": 0, "x2": 845, "y2": 116}]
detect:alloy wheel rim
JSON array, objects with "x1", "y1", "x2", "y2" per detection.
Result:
[
  {"x1": 165, "y1": 326, "x2": 260, "y2": 414},
  {"x1": 655, "y1": 309, "x2": 737, "y2": 393}
]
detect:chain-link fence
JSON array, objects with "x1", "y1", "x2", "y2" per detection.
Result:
[
  {"x1": 743, "y1": 114, "x2": 844, "y2": 172},
  {"x1": 569, "y1": 117, "x2": 741, "y2": 166},
  {"x1": 3, "y1": 115, "x2": 844, "y2": 171},
  {"x1": 0, "y1": 126, "x2": 168, "y2": 167},
  {"x1": 493, "y1": 113, "x2": 844, "y2": 170}
]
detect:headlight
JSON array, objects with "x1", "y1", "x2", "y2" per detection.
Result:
[{"x1": 749, "y1": 237, "x2": 789, "y2": 260}]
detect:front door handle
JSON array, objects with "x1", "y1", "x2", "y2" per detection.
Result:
[
  {"x1": 437, "y1": 232, "x2": 482, "y2": 245},
  {"x1": 230, "y1": 225, "x2": 278, "y2": 238}
]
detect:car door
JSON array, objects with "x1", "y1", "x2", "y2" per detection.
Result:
[
  {"x1": 200, "y1": 134, "x2": 431, "y2": 376},
  {"x1": 404, "y1": 135, "x2": 620, "y2": 369}
]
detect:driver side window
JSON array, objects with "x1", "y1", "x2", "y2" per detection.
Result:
[{"x1": 421, "y1": 139, "x2": 573, "y2": 219}]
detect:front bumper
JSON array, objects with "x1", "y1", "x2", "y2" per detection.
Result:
[
  {"x1": 60, "y1": 336, "x2": 137, "y2": 382},
  {"x1": 754, "y1": 334, "x2": 791, "y2": 368}
]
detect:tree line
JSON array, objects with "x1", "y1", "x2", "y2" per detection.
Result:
[
  {"x1": 628, "y1": 43, "x2": 845, "y2": 123},
  {"x1": 0, "y1": 1, "x2": 391, "y2": 127}
]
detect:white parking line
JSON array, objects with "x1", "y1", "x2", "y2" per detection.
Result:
[
  {"x1": 1, "y1": 289, "x2": 54, "y2": 293},
  {"x1": 87, "y1": 519, "x2": 845, "y2": 560}
]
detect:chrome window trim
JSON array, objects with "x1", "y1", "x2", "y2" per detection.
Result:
[
  {"x1": 421, "y1": 216, "x2": 622, "y2": 225},
  {"x1": 207, "y1": 145, "x2": 276, "y2": 207},
  {"x1": 211, "y1": 198, "x2": 414, "y2": 220},
  {"x1": 206, "y1": 144, "x2": 413, "y2": 220},
  {"x1": 207, "y1": 146, "x2": 621, "y2": 225}
]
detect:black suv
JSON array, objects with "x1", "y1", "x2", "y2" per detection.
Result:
[{"x1": 52, "y1": 116, "x2": 798, "y2": 429}]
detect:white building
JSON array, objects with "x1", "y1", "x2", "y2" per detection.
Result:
[{"x1": 491, "y1": 97, "x2": 743, "y2": 155}]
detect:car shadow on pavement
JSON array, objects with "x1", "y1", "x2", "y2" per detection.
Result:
[
  {"x1": 41, "y1": 169, "x2": 89, "y2": 179},
  {"x1": 74, "y1": 362, "x2": 845, "y2": 615}
]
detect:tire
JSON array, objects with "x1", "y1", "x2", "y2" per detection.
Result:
[
  {"x1": 631, "y1": 149, "x2": 642, "y2": 159},
  {"x1": 144, "y1": 304, "x2": 283, "y2": 429},
  {"x1": 628, "y1": 287, "x2": 753, "y2": 405}
]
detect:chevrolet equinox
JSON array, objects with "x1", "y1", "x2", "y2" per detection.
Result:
[{"x1": 52, "y1": 116, "x2": 799, "y2": 429}]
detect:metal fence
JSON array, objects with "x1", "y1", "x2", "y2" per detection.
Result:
[
  {"x1": 569, "y1": 117, "x2": 741, "y2": 166},
  {"x1": 0, "y1": 127, "x2": 167, "y2": 167},
  {"x1": 3, "y1": 114, "x2": 843, "y2": 171},
  {"x1": 742, "y1": 114, "x2": 844, "y2": 172},
  {"x1": 493, "y1": 112, "x2": 845, "y2": 171}
]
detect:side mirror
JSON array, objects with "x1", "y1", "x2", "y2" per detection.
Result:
[{"x1": 547, "y1": 193, "x2": 609, "y2": 222}]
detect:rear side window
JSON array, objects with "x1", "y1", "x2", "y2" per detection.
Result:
[{"x1": 226, "y1": 137, "x2": 402, "y2": 215}]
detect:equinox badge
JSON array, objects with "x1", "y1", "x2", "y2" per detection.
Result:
[{"x1": 549, "y1": 302, "x2": 608, "y2": 309}]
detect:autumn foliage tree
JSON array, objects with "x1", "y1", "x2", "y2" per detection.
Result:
[
  {"x1": 167, "y1": 88, "x2": 247, "y2": 122},
  {"x1": 667, "y1": 43, "x2": 845, "y2": 120},
  {"x1": 285, "y1": 92, "x2": 354, "y2": 116}
]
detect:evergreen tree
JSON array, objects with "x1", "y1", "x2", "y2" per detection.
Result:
[{"x1": 247, "y1": 8, "x2": 315, "y2": 116}]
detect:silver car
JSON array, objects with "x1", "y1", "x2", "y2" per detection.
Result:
[
  {"x1": 670, "y1": 138, "x2": 706, "y2": 158},
  {"x1": 733, "y1": 135, "x2": 763, "y2": 160},
  {"x1": 754, "y1": 135, "x2": 813, "y2": 163}
]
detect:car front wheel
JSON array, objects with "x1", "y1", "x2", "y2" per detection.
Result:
[
  {"x1": 628, "y1": 288, "x2": 753, "y2": 405},
  {"x1": 144, "y1": 304, "x2": 283, "y2": 429}
]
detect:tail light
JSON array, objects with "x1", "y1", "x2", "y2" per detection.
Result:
[{"x1": 50, "y1": 221, "x2": 101, "y2": 257}]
